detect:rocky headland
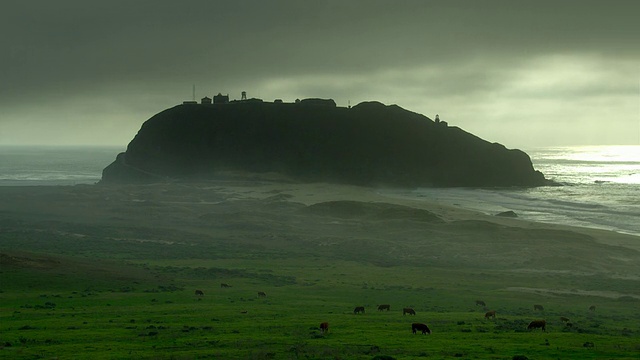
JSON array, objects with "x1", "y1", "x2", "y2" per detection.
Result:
[{"x1": 101, "y1": 99, "x2": 548, "y2": 187}]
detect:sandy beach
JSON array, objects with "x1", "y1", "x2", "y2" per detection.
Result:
[{"x1": 1, "y1": 180, "x2": 639, "y2": 277}]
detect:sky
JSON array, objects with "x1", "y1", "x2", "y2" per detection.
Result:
[{"x1": 1, "y1": 0, "x2": 639, "y2": 148}]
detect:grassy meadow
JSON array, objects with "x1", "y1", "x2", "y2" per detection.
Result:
[{"x1": 1, "y1": 182, "x2": 639, "y2": 359}]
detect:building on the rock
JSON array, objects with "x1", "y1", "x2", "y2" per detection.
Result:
[
  {"x1": 435, "y1": 114, "x2": 448, "y2": 127},
  {"x1": 214, "y1": 93, "x2": 229, "y2": 104}
]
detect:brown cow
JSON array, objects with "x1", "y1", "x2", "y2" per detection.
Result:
[
  {"x1": 319, "y1": 322, "x2": 329, "y2": 334},
  {"x1": 353, "y1": 306, "x2": 365, "y2": 314},
  {"x1": 560, "y1": 316, "x2": 570, "y2": 323},
  {"x1": 257, "y1": 291, "x2": 267, "y2": 298},
  {"x1": 475, "y1": 300, "x2": 486, "y2": 307},
  {"x1": 534, "y1": 304, "x2": 544, "y2": 311},
  {"x1": 403, "y1": 307, "x2": 416, "y2": 316},
  {"x1": 220, "y1": 283, "x2": 231, "y2": 288},
  {"x1": 485, "y1": 310, "x2": 496, "y2": 320},
  {"x1": 589, "y1": 305, "x2": 596, "y2": 312},
  {"x1": 527, "y1": 320, "x2": 546, "y2": 331},
  {"x1": 412, "y1": 322, "x2": 431, "y2": 334},
  {"x1": 377, "y1": 304, "x2": 391, "y2": 311},
  {"x1": 194, "y1": 289, "x2": 204, "y2": 296}
]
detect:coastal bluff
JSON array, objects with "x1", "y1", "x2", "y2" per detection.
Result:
[{"x1": 101, "y1": 100, "x2": 547, "y2": 187}]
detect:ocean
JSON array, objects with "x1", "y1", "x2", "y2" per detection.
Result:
[
  {"x1": 1, "y1": 145, "x2": 638, "y2": 237},
  {"x1": 0, "y1": 146, "x2": 124, "y2": 186},
  {"x1": 382, "y1": 146, "x2": 640, "y2": 237}
]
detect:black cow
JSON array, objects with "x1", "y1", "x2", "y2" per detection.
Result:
[
  {"x1": 194, "y1": 289, "x2": 204, "y2": 296},
  {"x1": 377, "y1": 304, "x2": 391, "y2": 311},
  {"x1": 353, "y1": 306, "x2": 365, "y2": 314},
  {"x1": 412, "y1": 322, "x2": 431, "y2": 334},
  {"x1": 534, "y1": 304, "x2": 544, "y2": 311}
]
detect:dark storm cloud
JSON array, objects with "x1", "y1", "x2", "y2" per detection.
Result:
[
  {"x1": 1, "y1": 0, "x2": 638, "y2": 145},
  {"x1": 3, "y1": 0, "x2": 636, "y2": 95}
]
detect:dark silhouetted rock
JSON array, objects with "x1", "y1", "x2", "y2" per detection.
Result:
[
  {"x1": 101, "y1": 100, "x2": 549, "y2": 187},
  {"x1": 299, "y1": 98, "x2": 336, "y2": 107},
  {"x1": 495, "y1": 211, "x2": 518, "y2": 218}
]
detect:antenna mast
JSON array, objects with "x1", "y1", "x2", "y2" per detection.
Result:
[{"x1": 192, "y1": 85, "x2": 196, "y2": 101}]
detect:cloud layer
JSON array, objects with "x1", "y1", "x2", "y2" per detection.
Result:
[{"x1": 1, "y1": 0, "x2": 638, "y2": 146}]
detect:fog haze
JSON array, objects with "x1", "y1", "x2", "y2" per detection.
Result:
[{"x1": 1, "y1": 0, "x2": 638, "y2": 147}]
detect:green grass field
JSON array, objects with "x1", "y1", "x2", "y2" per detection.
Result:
[{"x1": 1, "y1": 183, "x2": 639, "y2": 359}]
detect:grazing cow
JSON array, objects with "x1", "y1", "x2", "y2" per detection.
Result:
[
  {"x1": 257, "y1": 291, "x2": 267, "y2": 298},
  {"x1": 377, "y1": 304, "x2": 391, "y2": 311},
  {"x1": 403, "y1": 307, "x2": 416, "y2": 316},
  {"x1": 475, "y1": 300, "x2": 486, "y2": 307},
  {"x1": 353, "y1": 306, "x2": 365, "y2": 314},
  {"x1": 412, "y1": 322, "x2": 431, "y2": 335},
  {"x1": 194, "y1": 289, "x2": 204, "y2": 296},
  {"x1": 485, "y1": 310, "x2": 496, "y2": 320},
  {"x1": 319, "y1": 322, "x2": 329, "y2": 334},
  {"x1": 220, "y1": 283, "x2": 231, "y2": 288},
  {"x1": 527, "y1": 320, "x2": 546, "y2": 331},
  {"x1": 589, "y1": 305, "x2": 596, "y2": 312},
  {"x1": 560, "y1": 316, "x2": 570, "y2": 323},
  {"x1": 534, "y1": 304, "x2": 544, "y2": 311}
]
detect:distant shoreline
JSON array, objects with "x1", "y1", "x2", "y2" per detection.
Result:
[{"x1": 0, "y1": 180, "x2": 637, "y2": 247}]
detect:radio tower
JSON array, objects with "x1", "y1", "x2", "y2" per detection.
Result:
[{"x1": 192, "y1": 85, "x2": 196, "y2": 101}]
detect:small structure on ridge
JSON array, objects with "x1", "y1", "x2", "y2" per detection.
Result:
[{"x1": 214, "y1": 93, "x2": 229, "y2": 104}]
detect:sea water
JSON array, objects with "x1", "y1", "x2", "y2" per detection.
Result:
[
  {"x1": 0, "y1": 146, "x2": 123, "y2": 186},
  {"x1": 1, "y1": 145, "x2": 638, "y2": 236},
  {"x1": 382, "y1": 146, "x2": 640, "y2": 237}
]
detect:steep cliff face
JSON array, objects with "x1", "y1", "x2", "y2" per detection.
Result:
[{"x1": 101, "y1": 100, "x2": 548, "y2": 187}]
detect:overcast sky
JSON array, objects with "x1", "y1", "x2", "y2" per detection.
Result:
[{"x1": 1, "y1": 0, "x2": 638, "y2": 148}]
